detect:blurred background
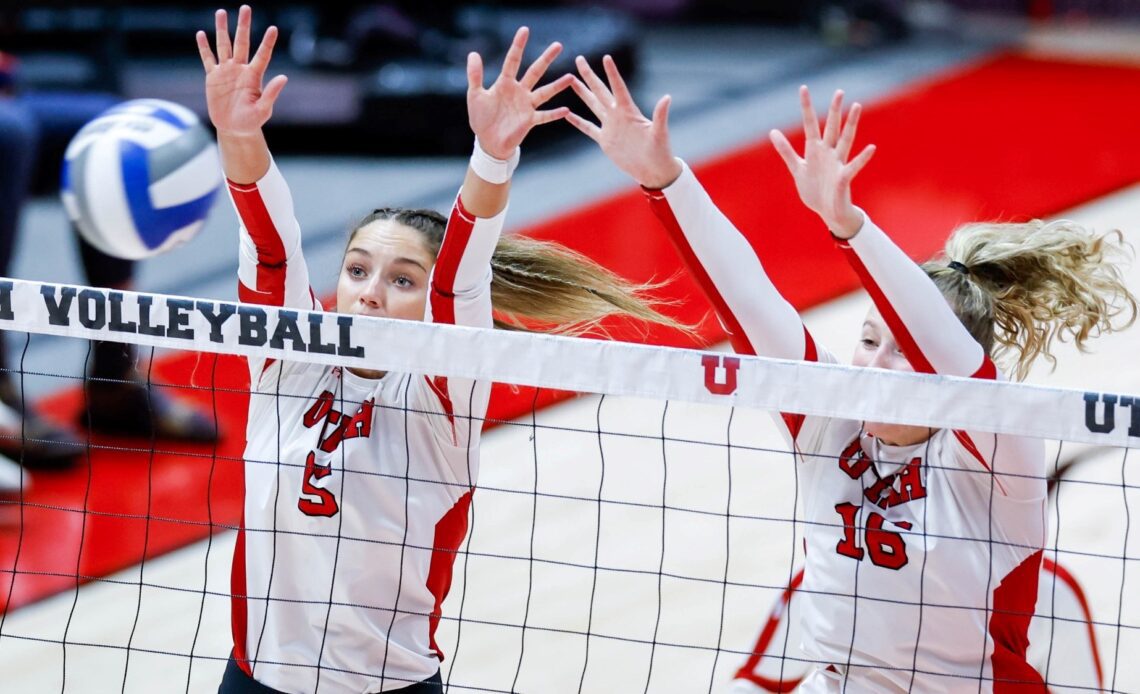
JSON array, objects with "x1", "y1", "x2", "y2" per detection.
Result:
[{"x1": 4, "y1": 0, "x2": 1137, "y2": 188}]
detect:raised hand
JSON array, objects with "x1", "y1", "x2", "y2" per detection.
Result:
[
  {"x1": 196, "y1": 5, "x2": 287, "y2": 137},
  {"x1": 466, "y1": 27, "x2": 572, "y2": 160},
  {"x1": 769, "y1": 87, "x2": 876, "y2": 239},
  {"x1": 567, "y1": 55, "x2": 681, "y2": 190}
]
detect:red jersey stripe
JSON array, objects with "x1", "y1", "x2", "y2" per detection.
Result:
[
  {"x1": 990, "y1": 549, "x2": 1046, "y2": 692},
  {"x1": 426, "y1": 489, "x2": 475, "y2": 661},
  {"x1": 1041, "y1": 557, "x2": 1104, "y2": 688},
  {"x1": 425, "y1": 375, "x2": 458, "y2": 445},
  {"x1": 230, "y1": 514, "x2": 251, "y2": 676},
  {"x1": 734, "y1": 567, "x2": 806, "y2": 691},
  {"x1": 780, "y1": 328, "x2": 818, "y2": 440}
]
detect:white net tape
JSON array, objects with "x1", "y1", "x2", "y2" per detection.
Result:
[{"x1": 2, "y1": 278, "x2": 1134, "y2": 448}]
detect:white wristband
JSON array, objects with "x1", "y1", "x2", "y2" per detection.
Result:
[{"x1": 470, "y1": 138, "x2": 520, "y2": 184}]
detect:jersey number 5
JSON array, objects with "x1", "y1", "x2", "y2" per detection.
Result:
[
  {"x1": 298, "y1": 451, "x2": 340, "y2": 517},
  {"x1": 834, "y1": 502, "x2": 911, "y2": 570}
]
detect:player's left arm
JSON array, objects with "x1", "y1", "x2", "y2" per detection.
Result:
[
  {"x1": 772, "y1": 87, "x2": 986, "y2": 376},
  {"x1": 419, "y1": 27, "x2": 571, "y2": 444},
  {"x1": 773, "y1": 87, "x2": 1043, "y2": 498}
]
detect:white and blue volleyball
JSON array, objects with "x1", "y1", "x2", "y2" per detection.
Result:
[{"x1": 61, "y1": 99, "x2": 220, "y2": 260}]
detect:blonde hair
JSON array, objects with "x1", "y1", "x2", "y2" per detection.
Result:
[
  {"x1": 351, "y1": 208, "x2": 690, "y2": 337},
  {"x1": 923, "y1": 219, "x2": 1137, "y2": 381}
]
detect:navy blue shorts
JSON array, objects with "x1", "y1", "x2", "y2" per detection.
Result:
[{"x1": 219, "y1": 656, "x2": 444, "y2": 693}]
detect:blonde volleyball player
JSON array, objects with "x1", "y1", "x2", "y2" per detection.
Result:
[
  {"x1": 198, "y1": 7, "x2": 683, "y2": 693},
  {"x1": 568, "y1": 58, "x2": 1135, "y2": 692}
]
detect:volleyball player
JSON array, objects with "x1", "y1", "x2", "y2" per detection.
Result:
[
  {"x1": 198, "y1": 7, "x2": 684, "y2": 693},
  {"x1": 568, "y1": 57, "x2": 1136, "y2": 691}
]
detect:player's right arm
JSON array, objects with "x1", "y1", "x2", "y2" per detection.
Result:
[
  {"x1": 567, "y1": 56, "x2": 826, "y2": 443},
  {"x1": 198, "y1": 6, "x2": 313, "y2": 313},
  {"x1": 199, "y1": 7, "x2": 314, "y2": 385}
]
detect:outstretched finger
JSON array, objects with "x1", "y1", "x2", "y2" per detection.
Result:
[
  {"x1": 260, "y1": 74, "x2": 289, "y2": 109},
  {"x1": 500, "y1": 26, "x2": 529, "y2": 81},
  {"x1": 570, "y1": 77, "x2": 605, "y2": 120},
  {"x1": 799, "y1": 85, "x2": 820, "y2": 141},
  {"x1": 821, "y1": 89, "x2": 844, "y2": 147},
  {"x1": 249, "y1": 25, "x2": 279, "y2": 75},
  {"x1": 195, "y1": 31, "x2": 217, "y2": 73},
  {"x1": 575, "y1": 56, "x2": 614, "y2": 106},
  {"x1": 214, "y1": 9, "x2": 232, "y2": 63},
  {"x1": 532, "y1": 73, "x2": 573, "y2": 107},
  {"x1": 836, "y1": 102, "x2": 861, "y2": 162},
  {"x1": 520, "y1": 40, "x2": 562, "y2": 91},
  {"x1": 650, "y1": 94, "x2": 671, "y2": 138},
  {"x1": 844, "y1": 143, "x2": 877, "y2": 179},
  {"x1": 565, "y1": 111, "x2": 602, "y2": 143},
  {"x1": 769, "y1": 129, "x2": 802, "y2": 173},
  {"x1": 533, "y1": 106, "x2": 570, "y2": 127},
  {"x1": 232, "y1": 4, "x2": 252, "y2": 64},
  {"x1": 466, "y1": 51, "x2": 484, "y2": 92},
  {"x1": 602, "y1": 55, "x2": 634, "y2": 107}
]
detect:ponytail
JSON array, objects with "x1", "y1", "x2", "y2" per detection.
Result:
[
  {"x1": 924, "y1": 220, "x2": 1137, "y2": 380},
  {"x1": 350, "y1": 208, "x2": 691, "y2": 337}
]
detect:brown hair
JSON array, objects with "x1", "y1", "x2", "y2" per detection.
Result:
[
  {"x1": 923, "y1": 219, "x2": 1137, "y2": 381},
  {"x1": 350, "y1": 208, "x2": 691, "y2": 337}
]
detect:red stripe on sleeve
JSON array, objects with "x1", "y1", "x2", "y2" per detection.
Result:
[
  {"x1": 972, "y1": 358, "x2": 998, "y2": 381},
  {"x1": 430, "y1": 197, "x2": 477, "y2": 326},
  {"x1": 834, "y1": 239, "x2": 936, "y2": 374},
  {"x1": 643, "y1": 187, "x2": 756, "y2": 356},
  {"x1": 229, "y1": 179, "x2": 287, "y2": 307},
  {"x1": 426, "y1": 489, "x2": 475, "y2": 661},
  {"x1": 835, "y1": 237, "x2": 1001, "y2": 382},
  {"x1": 236, "y1": 281, "x2": 260, "y2": 305},
  {"x1": 645, "y1": 188, "x2": 818, "y2": 442}
]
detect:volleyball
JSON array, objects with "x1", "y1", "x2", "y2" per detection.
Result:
[{"x1": 61, "y1": 98, "x2": 221, "y2": 260}]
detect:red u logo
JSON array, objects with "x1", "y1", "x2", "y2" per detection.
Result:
[{"x1": 702, "y1": 354, "x2": 740, "y2": 395}]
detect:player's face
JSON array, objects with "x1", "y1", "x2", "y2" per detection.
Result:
[
  {"x1": 852, "y1": 307, "x2": 914, "y2": 372},
  {"x1": 852, "y1": 307, "x2": 933, "y2": 446},
  {"x1": 336, "y1": 220, "x2": 434, "y2": 322}
]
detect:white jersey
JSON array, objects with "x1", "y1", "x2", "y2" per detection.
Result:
[
  {"x1": 225, "y1": 160, "x2": 503, "y2": 692},
  {"x1": 644, "y1": 162, "x2": 1047, "y2": 692}
]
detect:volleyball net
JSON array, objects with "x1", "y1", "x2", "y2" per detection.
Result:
[{"x1": 0, "y1": 277, "x2": 1135, "y2": 692}]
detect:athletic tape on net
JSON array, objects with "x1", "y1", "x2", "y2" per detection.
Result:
[{"x1": 1, "y1": 277, "x2": 1136, "y2": 448}]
